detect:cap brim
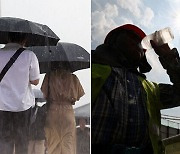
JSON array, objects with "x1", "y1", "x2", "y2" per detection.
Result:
[{"x1": 104, "y1": 24, "x2": 146, "y2": 43}]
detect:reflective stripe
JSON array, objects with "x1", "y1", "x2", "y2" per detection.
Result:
[
  {"x1": 92, "y1": 64, "x2": 111, "y2": 102},
  {"x1": 138, "y1": 76, "x2": 164, "y2": 154}
]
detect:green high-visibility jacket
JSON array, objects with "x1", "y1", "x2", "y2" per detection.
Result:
[{"x1": 92, "y1": 63, "x2": 165, "y2": 154}]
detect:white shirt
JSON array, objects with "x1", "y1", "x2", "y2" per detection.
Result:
[{"x1": 0, "y1": 43, "x2": 40, "y2": 111}]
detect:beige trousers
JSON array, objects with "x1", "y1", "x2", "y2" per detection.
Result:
[
  {"x1": 45, "y1": 105, "x2": 76, "y2": 154},
  {"x1": 28, "y1": 140, "x2": 45, "y2": 154}
]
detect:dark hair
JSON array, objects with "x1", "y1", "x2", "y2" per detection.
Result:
[
  {"x1": 50, "y1": 61, "x2": 71, "y2": 72},
  {"x1": 8, "y1": 32, "x2": 28, "y2": 43}
]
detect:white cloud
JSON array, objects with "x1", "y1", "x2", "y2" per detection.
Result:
[
  {"x1": 104, "y1": 3, "x2": 118, "y2": 18},
  {"x1": 91, "y1": 0, "x2": 155, "y2": 47},
  {"x1": 167, "y1": 0, "x2": 180, "y2": 4},
  {"x1": 117, "y1": 0, "x2": 154, "y2": 27},
  {"x1": 91, "y1": 3, "x2": 119, "y2": 48},
  {"x1": 91, "y1": 11, "x2": 106, "y2": 47},
  {"x1": 140, "y1": 7, "x2": 154, "y2": 27},
  {"x1": 120, "y1": 17, "x2": 133, "y2": 25},
  {"x1": 117, "y1": 0, "x2": 142, "y2": 18}
]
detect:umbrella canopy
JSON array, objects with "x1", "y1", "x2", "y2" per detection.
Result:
[
  {"x1": 28, "y1": 42, "x2": 90, "y2": 73},
  {"x1": 0, "y1": 17, "x2": 60, "y2": 46}
]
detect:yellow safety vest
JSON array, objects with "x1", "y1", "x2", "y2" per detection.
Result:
[
  {"x1": 92, "y1": 64, "x2": 165, "y2": 154},
  {"x1": 138, "y1": 77, "x2": 164, "y2": 154}
]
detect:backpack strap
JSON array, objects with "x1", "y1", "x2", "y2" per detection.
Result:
[{"x1": 0, "y1": 48, "x2": 25, "y2": 82}]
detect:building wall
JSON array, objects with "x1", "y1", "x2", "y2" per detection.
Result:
[
  {"x1": 161, "y1": 125, "x2": 180, "y2": 154},
  {"x1": 161, "y1": 125, "x2": 180, "y2": 140}
]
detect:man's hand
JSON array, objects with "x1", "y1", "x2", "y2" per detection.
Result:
[
  {"x1": 150, "y1": 40, "x2": 179, "y2": 64},
  {"x1": 151, "y1": 40, "x2": 180, "y2": 85},
  {"x1": 30, "y1": 79, "x2": 39, "y2": 85},
  {"x1": 150, "y1": 40, "x2": 172, "y2": 57}
]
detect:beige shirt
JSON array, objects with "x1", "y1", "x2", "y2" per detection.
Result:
[{"x1": 41, "y1": 70, "x2": 85, "y2": 104}]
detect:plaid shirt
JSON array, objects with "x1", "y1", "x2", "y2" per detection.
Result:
[{"x1": 92, "y1": 67, "x2": 150, "y2": 146}]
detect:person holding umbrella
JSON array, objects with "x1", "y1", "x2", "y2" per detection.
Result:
[
  {"x1": 0, "y1": 32, "x2": 40, "y2": 154},
  {"x1": 41, "y1": 62, "x2": 85, "y2": 154},
  {"x1": 0, "y1": 17, "x2": 59, "y2": 154}
]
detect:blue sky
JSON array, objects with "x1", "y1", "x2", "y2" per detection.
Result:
[{"x1": 92, "y1": 0, "x2": 180, "y2": 122}]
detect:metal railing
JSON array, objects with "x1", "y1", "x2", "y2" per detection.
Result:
[{"x1": 161, "y1": 116, "x2": 180, "y2": 153}]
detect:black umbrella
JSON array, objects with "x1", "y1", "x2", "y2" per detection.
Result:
[
  {"x1": 0, "y1": 17, "x2": 60, "y2": 46},
  {"x1": 28, "y1": 42, "x2": 90, "y2": 73}
]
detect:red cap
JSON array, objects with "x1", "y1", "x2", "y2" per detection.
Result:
[
  {"x1": 103, "y1": 24, "x2": 151, "y2": 72},
  {"x1": 104, "y1": 24, "x2": 146, "y2": 44}
]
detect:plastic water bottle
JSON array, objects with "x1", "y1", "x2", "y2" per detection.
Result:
[{"x1": 141, "y1": 27, "x2": 174, "y2": 50}]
